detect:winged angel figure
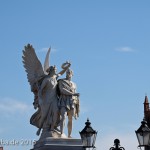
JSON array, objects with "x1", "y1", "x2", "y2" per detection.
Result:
[{"x1": 22, "y1": 44, "x2": 70, "y2": 137}]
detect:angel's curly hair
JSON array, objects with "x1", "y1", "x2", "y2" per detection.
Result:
[{"x1": 46, "y1": 65, "x2": 57, "y2": 74}]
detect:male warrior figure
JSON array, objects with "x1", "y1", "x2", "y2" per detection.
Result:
[{"x1": 58, "y1": 68, "x2": 80, "y2": 138}]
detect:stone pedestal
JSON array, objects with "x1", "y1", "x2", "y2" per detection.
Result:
[{"x1": 31, "y1": 137, "x2": 83, "y2": 150}]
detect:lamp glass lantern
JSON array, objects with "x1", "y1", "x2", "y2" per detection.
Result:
[
  {"x1": 79, "y1": 119, "x2": 97, "y2": 148},
  {"x1": 135, "y1": 120, "x2": 150, "y2": 147}
]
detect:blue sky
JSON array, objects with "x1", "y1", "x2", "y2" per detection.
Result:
[{"x1": 0, "y1": 1, "x2": 150, "y2": 150}]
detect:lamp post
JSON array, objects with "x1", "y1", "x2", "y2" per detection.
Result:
[
  {"x1": 79, "y1": 119, "x2": 97, "y2": 150},
  {"x1": 109, "y1": 139, "x2": 125, "y2": 150},
  {"x1": 135, "y1": 120, "x2": 150, "y2": 150}
]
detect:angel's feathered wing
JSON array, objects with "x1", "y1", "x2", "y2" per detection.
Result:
[
  {"x1": 44, "y1": 48, "x2": 51, "y2": 74},
  {"x1": 22, "y1": 44, "x2": 44, "y2": 87}
]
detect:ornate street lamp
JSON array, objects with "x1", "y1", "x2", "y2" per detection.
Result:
[
  {"x1": 135, "y1": 120, "x2": 150, "y2": 149},
  {"x1": 109, "y1": 139, "x2": 125, "y2": 150},
  {"x1": 79, "y1": 119, "x2": 97, "y2": 149}
]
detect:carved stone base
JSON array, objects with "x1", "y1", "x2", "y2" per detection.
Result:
[{"x1": 31, "y1": 137, "x2": 83, "y2": 150}]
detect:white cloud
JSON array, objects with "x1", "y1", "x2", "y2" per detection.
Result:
[
  {"x1": 39, "y1": 47, "x2": 57, "y2": 53},
  {"x1": 116, "y1": 47, "x2": 134, "y2": 52},
  {"x1": 0, "y1": 97, "x2": 32, "y2": 114}
]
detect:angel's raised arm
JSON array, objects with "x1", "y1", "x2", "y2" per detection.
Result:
[{"x1": 57, "y1": 62, "x2": 71, "y2": 77}]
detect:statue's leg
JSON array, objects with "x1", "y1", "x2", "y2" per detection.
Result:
[
  {"x1": 54, "y1": 111, "x2": 61, "y2": 132},
  {"x1": 39, "y1": 103, "x2": 48, "y2": 128},
  {"x1": 36, "y1": 103, "x2": 48, "y2": 136},
  {"x1": 68, "y1": 109, "x2": 73, "y2": 138},
  {"x1": 50, "y1": 102, "x2": 59, "y2": 131},
  {"x1": 60, "y1": 107, "x2": 67, "y2": 135}
]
